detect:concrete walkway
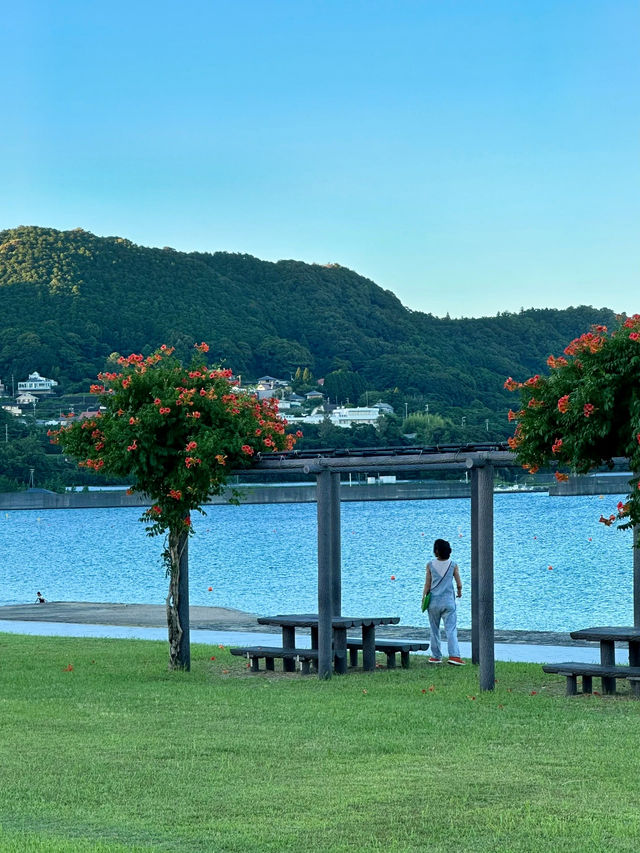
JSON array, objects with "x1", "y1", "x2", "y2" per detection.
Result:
[
  {"x1": 0, "y1": 600, "x2": 615, "y2": 665},
  {"x1": 0, "y1": 601, "x2": 592, "y2": 645}
]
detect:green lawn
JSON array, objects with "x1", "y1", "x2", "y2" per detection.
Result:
[{"x1": 1, "y1": 633, "x2": 639, "y2": 853}]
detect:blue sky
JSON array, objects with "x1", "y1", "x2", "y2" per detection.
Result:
[{"x1": 2, "y1": 0, "x2": 638, "y2": 318}]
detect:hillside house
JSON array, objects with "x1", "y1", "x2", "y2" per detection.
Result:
[
  {"x1": 16, "y1": 392, "x2": 38, "y2": 406},
  {"x1": 17, "y1": 371, "x2": 58, "y2": 395}
]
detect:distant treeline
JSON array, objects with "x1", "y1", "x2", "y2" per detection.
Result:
[{"x1": 0, "y1": 224, "x2": 620, "y2": 459}]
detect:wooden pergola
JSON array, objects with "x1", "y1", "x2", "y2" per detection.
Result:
[{"x1": 247, "y1": 445, "x2": 515, "y2": 690}]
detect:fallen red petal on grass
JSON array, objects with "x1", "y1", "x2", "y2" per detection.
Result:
[
  {"x1": 530, "y1": 690, "x2": 537, "y2": 695},
  {"x1": 421, "y1": 689, "x2": 427, "y2": 694},
  {"x1": 63, "y1": 664, "x2": 73, "y2": 672},
  {"x1": 210, "y1": 656, "x2": 216, "y2": 661}
]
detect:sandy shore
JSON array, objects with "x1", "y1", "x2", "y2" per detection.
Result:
[
  {"x1": 0, "y1": 601, "x2": 273, "y2": 633},
  {"x1": 0, "y1": 601, "x2": 593, "y2": 646}
]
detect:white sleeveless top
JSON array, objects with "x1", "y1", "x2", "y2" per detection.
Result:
[{"x1": 428, "y1": 558, "x2": 456, "y2": 600}]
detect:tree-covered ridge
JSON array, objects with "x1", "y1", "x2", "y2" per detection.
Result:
[{"x1": 0, "y1": 226, "x2": 617, "y2": 416}]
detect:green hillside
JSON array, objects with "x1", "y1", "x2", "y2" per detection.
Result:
[{"x1": 0, "y1": 225, "x2": 617, "y2": 416}]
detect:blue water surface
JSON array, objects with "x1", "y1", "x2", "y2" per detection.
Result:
[{"x1": 0, "y1": 493, "x2": 633, "y2": 631}]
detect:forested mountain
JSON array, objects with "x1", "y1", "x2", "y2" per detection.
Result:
[{"x1": 0, "y1": 226, "x2": 617, "y2": 418}]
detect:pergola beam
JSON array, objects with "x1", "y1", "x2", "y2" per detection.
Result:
[{"x1": 246, "y1": 450, "x2": 517, "y2": 476}]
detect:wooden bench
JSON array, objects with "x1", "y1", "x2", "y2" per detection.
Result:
[
  {"x1": 542, "y1": 662, "x2": 640, "y2": 696},
  {"x1": 347, "y1": 638, "x2": 430, "y2": 668},
  {"x1": 230, "y1": 646, "x2": 319, "y2": 674}
]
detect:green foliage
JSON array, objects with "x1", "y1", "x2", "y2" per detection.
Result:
[
  {"x1": 0, "y1": 226, "x2": 620, "y2": 421},
  {"x1": 322, "y1": 369, "x2": 366, "y2": 404},
  {"x1": 403, "y1": 412, "x2": 463, "y2": 444},
  {"x1": 507, "y1": 318, "x2": 640, "y2": 535}
]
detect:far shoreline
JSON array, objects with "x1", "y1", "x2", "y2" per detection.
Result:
[{"x1": 0, "y1": 601, "x2": 595, "y2": 647}]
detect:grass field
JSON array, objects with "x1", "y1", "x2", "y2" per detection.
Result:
[{"x1": 1, "y1": 632, "x2": 639, "y2": 852}]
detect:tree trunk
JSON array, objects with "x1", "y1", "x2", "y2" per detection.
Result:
[{"x1": 166, "y1": 527, "x2": 190, "y2": 670}]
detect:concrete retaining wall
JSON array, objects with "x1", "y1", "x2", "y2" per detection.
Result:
[
  {"x1": 0, "y1": 480, "x2": 475, "y2": 510},
  {"x1": 548, "y1": 473, "x2": 633, "y2": 497}
]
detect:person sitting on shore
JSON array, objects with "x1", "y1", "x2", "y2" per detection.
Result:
[{"x1": 35, "y1": 591, "x2": 46, "y2": 604}]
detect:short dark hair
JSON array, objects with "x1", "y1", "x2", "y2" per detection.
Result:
[{"x1": 433, "y1": 538, "x2": 451, "y2": 559}]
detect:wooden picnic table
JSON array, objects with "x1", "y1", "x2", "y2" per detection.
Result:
[
  {"x1": 257, "y1": 613, "x2": 400, "y2": 673},
  {"x1": 569, "y1": 626, "x2": 640, "y2": 694}
]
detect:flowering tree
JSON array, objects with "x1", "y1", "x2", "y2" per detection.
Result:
[
  {"x1": 505, "y1": 316, "x2": 640, "y2": 542},
  {"x1": 52, "y1": 344, "x2": 298, "y2": 669}
]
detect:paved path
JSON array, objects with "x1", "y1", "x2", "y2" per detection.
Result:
[{"x1": 0, "y1": 601, "x2": 592, "y2": 647}]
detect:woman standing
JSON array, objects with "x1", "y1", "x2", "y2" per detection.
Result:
[{"x1": 422, "y1": 538, "x2": 465, "y2": 665}]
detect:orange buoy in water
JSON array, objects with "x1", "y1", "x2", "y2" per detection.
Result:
[
  {"x1": 548, "y1": 565, "x2": 553, "y2": 571},
  {"x1": 208, "y1": 586, "x2": 213, "y2": 591},
  {"x1": 390, "y1": 575, "x2": 396, "y2": 581}
]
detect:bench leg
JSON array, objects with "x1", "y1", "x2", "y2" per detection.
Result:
[
  {"x1": 265, "y1": 657, "x2": 275, "y2": 672},
  {"x1": 334, "y1": 627, "x2": 348, "y2": 675},
  {"x1": 362, "y1": 626, "x2": 376, "y2": 671},
  {"x1": 400, "y1": 650, "x2": 410, "y2": 668},
  {"x1": 566, "y1": 674, "x2": 577, "y2": 696},
  {"x1": 282, "y1": 627, "x2": 296, "y2": 672},
  {"x1": 600, "y1": 640, "x2": 616, "y2": 694},
  {"x1": 385, "y1": 651, "x2": 396, "y2": 668},
  {"x1": 251, "y1": 657, "x2": 260, "y2": 673},
  {"x1": 628, "y1": 678, "x2": 640, "y2": 698},
  {"x1": 349, "y1": 648, "x2": 359, "y2": 667},
  {"x1": 581, "y1": 675, "x2": 593, "y2": 694},
  {"x1": 300, "y1": 658, "x2": 311, "y2": 675}
]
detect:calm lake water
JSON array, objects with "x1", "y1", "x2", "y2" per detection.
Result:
[{"x1": 0, "y1": 492, "x2": 634, "y2": 631}]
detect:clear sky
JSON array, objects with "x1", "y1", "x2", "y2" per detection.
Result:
[{"x1": 2, "y1": 0, "x2": 638, "y2": 318}]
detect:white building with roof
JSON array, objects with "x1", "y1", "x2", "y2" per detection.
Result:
[{"x1": 17, "y1": 371, "x2": 58, "y2": 395}]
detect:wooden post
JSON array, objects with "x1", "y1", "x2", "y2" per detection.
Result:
[
  {"x1": 317, "y1": 470, "x2": 333, "y2": 679},
  {"x1": 470, "y1": 466, "x2": 480, "y2": 665},
  {"x1": 330, "y1": 472, "x2": 342, "y2": 616},
  {"x1": 477, "y1": 463, "x2": 495, "y2": 691},
  {"x1": 634, "y1": 526, "x2": 640, "y2": 628},
  {"x1": 177, "y1": 531, "x2": 190, "y2": 671}
]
